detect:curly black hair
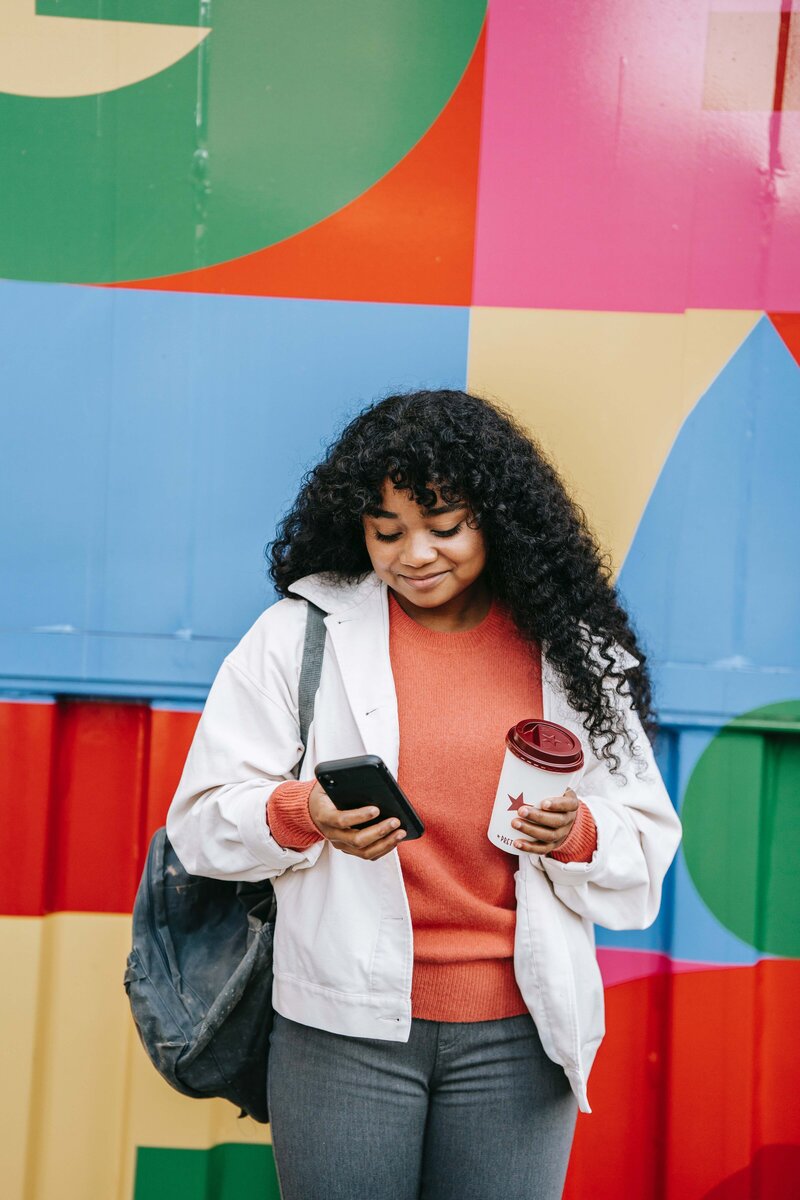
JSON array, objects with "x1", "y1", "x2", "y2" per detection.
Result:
[{"x1": 269, "y1": 389, "x2": 655, "y2": 774}]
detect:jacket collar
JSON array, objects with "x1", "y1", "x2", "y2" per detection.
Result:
[
  {"x1": 287, "y1": 571, "x2": 382, "y2": 616},
  {"x1": 287, "y1": 574, "x2": 632, "y2": 756},
  {"x1": 289, "y1": 572, "x2": 400, "y2": 770},
  {"x1": 288, "y1": 574, "x2": 637, "y2": 670}
]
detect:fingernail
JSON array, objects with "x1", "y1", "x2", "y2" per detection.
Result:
[
  {"x1": 519, "y1": 807, "x2": 529, "y2": 817},
  {"x1": 542, "y1": 800, "x2": 551, "y2": 810},
  {"x1": 369, "y1": 809, "x2": 380, "y2": 817},
  {"x1": 390, "y1": 819, "x2": 400, "y2": 829},
  {"x1": 397, "y1": 831, "x2": 407, "y2": 840}
]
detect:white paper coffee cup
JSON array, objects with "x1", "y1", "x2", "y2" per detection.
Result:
[{"x1": 488, "y1": 719, "x2": 584, "y2": 855}]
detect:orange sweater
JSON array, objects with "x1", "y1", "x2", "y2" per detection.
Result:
[{"x1": 267, "y1": 592, "x2": 597, "y2": 1022}]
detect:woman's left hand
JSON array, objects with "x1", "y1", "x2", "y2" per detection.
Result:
[{"x1": 512, "y1": 788, "x2": 579, "y2": 855}]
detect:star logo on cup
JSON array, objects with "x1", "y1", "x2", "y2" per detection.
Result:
[{"x1": 507, "y1": 792, "x2": 525, "y2": 812}]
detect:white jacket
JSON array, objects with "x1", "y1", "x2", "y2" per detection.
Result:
[{"x1": 167, "y1": 572, "x2": 681, "y2": 1112}]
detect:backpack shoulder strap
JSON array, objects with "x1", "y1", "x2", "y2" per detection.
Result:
[{"x1": 297, "y1": 601, "x2": 327, "y2": 761}]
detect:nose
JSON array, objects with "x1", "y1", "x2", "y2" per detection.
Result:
[{"x1": 398, "y1": 531, "x2": 439, "y2": 568}]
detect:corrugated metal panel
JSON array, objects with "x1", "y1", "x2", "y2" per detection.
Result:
[
  {"x1": 0, "y1": 699, "x2": 197, "y2": 916},
  {"x1": 3, "y1": 699, "x2": 799, "y2": 1197},
  {"x1": 581, "y1": 712, "x2": 800, "y2": 1199},
  {"x1": 0, "y1": 287, "x2": 470, "y2": 702},
  {"x1": 0, "y1": 699, "x2": 273, "y2": 1200}
]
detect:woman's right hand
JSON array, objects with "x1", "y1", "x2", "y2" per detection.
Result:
[{"x1": 308, "y1": 781, "x2": 407, "y2": 860}]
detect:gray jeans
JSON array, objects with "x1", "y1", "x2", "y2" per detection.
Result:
[{"x1": 267, "y1": 1010, "x2": 578, "y2": 1199}]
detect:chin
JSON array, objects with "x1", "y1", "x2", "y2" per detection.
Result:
[{"x1": 398, "y1": 579, "x2": 457, "y2": 604}]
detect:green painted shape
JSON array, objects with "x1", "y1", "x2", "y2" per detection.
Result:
[
  {"x1": 36, "y1": 0, "x2": 206, "y2": 26},
  {"x1": 133, "y1": 1143, "x2": 280, "y2": 1200},
  {"x1": 2, "y1": 2, "x2": 486, "y2": 283},
  {"x1": 682, "y1": 700, "x2": 800, "y2": 958}
]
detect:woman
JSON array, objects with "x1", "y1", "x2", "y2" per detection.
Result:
[{"x1": 167, "y1": 389, "x2": 681, "y2": 1199}]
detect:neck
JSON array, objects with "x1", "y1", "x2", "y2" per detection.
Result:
[{"x1": 390, "y1": 576, "x2": 492, "y2": 632}]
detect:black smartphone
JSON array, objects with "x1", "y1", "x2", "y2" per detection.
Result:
[{"x1": 314, "y1": 755, "x2": 425, "y2": 840}]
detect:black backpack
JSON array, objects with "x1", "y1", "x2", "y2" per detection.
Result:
[{"x1": 124, "y1": 601, "x2": 327, "y2": 1123}]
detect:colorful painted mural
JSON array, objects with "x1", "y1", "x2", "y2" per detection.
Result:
[{"x1": 2, "y1": 2, "x2": 799, "y2": 1197}]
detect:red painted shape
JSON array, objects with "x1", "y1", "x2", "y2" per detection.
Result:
[
  {"x1": 564, "y1": 961, "x2": 800, "y2": 1200},
  {"x1": 117, "y1": 31, "x2": 485, "y2": 306},
  {"x1": 1, "y1": 699, "x2": 200, "y2": 916},
  {"x1": 0, "y1": 701, "x2": 56, "y2": 915},
  {"x1": 46, "y1": 700, "x2": 150, "y2": 914},
  {"x1": 772, "y1": 8, "x2": 794, "y2": 114},
  {"x1": 144, "y1": 709, "x2": 200, "y2": 847},
  {"x1": 564, "y1": 971, "x2": 670, "y2": 1199},
  {"x1": 769, "y1": 312, "x2": 800, "y2": 365},
  {"x1": 701, "y1": 1145, "x2": 800, "y2": 1200}
]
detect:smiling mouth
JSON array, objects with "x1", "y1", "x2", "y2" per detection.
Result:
[{"x1": 400, "y1": 571, "x2": 447, "y2": 581}]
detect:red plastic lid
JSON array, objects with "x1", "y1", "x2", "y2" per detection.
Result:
[{"x1": 505, "y1": 719, "x2": 584, "y2": 773}]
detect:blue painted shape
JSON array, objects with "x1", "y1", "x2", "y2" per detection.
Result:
[
  {"x1": 600, "y1": 316, "x2": 800, "y2": 965},
  {"x1": 619, "y1": 316, "x2": 800, "y2": 721},
  {"x1": 596, "y1": 725, "x2": 761, "y2": 966},
  {"x1": 0, "y1": 281, "x2": 469, "y2": 698}
]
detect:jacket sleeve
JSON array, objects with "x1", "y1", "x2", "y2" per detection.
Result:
[
  {"x1": 166, "y1": 650, "x2": 325, "y2": 883},
  {"x1": 536, "y1": 668, "x2": 682, "y2": 930}
]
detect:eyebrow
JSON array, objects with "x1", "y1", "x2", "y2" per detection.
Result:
[{"x1": 368, "y1": 502, "x2": 466, "y2": 519}]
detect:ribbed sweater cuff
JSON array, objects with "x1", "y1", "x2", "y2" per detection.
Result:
[
  {"x1": 267, "y1": 779, "x2": 323, "y2": 851},
  {"x1": 548, "y1": 800, "x2": 597, "y2": 863}
]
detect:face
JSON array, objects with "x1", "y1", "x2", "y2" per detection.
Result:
[{"x1": 362, "y1": 480, "x2": 487, "y2": 610}]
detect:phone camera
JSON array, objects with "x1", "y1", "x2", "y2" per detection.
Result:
[{"x1": 324, "y1": 776, "x2": 336, "y2": 786}]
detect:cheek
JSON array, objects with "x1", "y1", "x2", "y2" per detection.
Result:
[
  {"x1": 452, "y1": 531, "x2": 487, "y2": 573},
  {"x1": 363, "y1": 534, "x2": 392, "y2": 573}
]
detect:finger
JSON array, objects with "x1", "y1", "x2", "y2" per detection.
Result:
[
  {"x1": 518, "y1": 818, "x2": 573, "y2": 848},
  {"x1": 332, "y1": 816, "x2": 402, "y2": 851},
  {"x1": 512, "y1": 819, "x2": 569, "y2": 845},
  {"x1": 515, "y1": 828, "x2": 571, "y2": 853},
  {"x1": 517, "y1": 805, "x2": 567, "y2": 829},
  {"x1": 349, "y1": 817, "x2": 404, "y2": 851},
  {"x1": 338, "y1": 828, "x2": 407, "y2": 859},
  {"x1": 322, "y1": 812, "x2": 387, "y2": 842},
  {"x1": 331, "y1": 804, "x2": 382, "y2": 830},
  {"x1": 536, "y1": 792, "x2": 579, "y2": 815},
  {"x1": 361, "y1": 829, "x2": 408, "y2": 860},
  {"x1": 514, "y1": 838, "x2": 550, "y2": 855}
]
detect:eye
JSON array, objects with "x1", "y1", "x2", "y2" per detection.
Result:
[
  {"x1": 372, "y1": 521, "x2": 464, "y2": 543},
  {"x1": 433, "y1": 522, "x2": 463, "y2": 538}
]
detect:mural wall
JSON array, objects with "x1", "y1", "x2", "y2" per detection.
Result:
[{"x1": 2, "y1": 2, "x2": 799, "y2": 1197}]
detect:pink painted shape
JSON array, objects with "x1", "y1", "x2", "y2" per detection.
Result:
[
  {"x1": 597, "y1": 948, "x2": 744, "y2": 988},
  {"x1": 474, "y1": 0, "x2": 800, "y2": 312}
]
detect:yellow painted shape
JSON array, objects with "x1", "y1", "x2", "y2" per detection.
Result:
[
  {"x1": 0, "y1": 917, "x2": 44, "y2": 1200},
  {"x1": 467, "y1": 308, "x2": 760, "y2": 574},
  {"x1": 0, "y1": 0, "x2": 209, "y2": 98},
  {"x1": 0, "y1": 914, "x2": 269, "y2": 1200}
]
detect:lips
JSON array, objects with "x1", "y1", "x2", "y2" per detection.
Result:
[{"x1": 399, "y1": 570, "x2": 449, "y2": 589}]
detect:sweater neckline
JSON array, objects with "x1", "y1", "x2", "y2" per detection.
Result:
[{"x1": 388, "y1": 589, "x2": 513, "y2": 650}]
